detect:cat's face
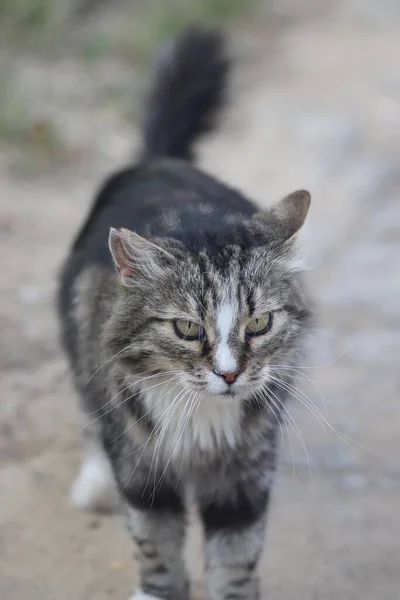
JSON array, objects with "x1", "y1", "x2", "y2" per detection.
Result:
[{"x1": 106, "y1": 191, "x2": 312, "y2": 402}]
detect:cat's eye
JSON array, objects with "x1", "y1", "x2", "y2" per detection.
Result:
[
  {"x1": 173, "y1": 320, "x2": 204, "y2": 341},
  {"x1": 246, "y1": 313, "x2": 273, "y2": 337}
]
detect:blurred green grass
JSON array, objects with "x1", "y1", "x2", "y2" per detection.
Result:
[
  {"x1": 1, "y1": 0, "x2": 255, "y2": 60},
  {"x1": 0, "y1": 0, "x2": 55, "y2": 30},
  {"x1": 115, "y1": 0, "x2": 253, "y2": 64},
  {"x1": 0, "y1": 69, "x2": 68, "y2": 174},
  {"x1": 0, "y1": 0, "x2": 70, "y2": 51},
  {"x1": 0, "y1": 73, "x2": 28, "y2": 142},
  {"x1": 0, "y1": 0, "x2": 258, "y2": 169}
]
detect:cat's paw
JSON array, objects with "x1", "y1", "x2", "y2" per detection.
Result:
[
  {"x1": 128, "y1": 587, "x2": 189, "y2": 600},
  {"x1": 128, "y1": 590, "x2": 163, "y2": 600},
  {"x1": 70, "y1": 450, "x2": 117, "y2": 513}
]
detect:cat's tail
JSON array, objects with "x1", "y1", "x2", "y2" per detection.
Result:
[{"x1": 141, "y1": 26, "x2": 229, "y2": 162}]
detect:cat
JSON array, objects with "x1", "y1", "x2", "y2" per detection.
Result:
[{"x1": 58, "y1": 26, "x2": 313, "y2": 600}]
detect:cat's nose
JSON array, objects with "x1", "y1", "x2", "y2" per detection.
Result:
[{"x1": 214, "y1": 370, "x2": 240, "y2": 384}]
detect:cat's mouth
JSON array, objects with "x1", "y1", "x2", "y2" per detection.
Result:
[
  {"x1": 207, "y1": 382, "x2": 253, "y2": 402},
  {"x1": 221, "y1": 389, "x2": 236, "y2": 398},
  {"x1": 206, "y1": 390, "x2": 238, "y2": 404}
]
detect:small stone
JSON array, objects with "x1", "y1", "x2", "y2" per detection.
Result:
[
  {"x1": 88, "y1": 519, "x2": 101, "y2": 530},
  {"x1": 109, "y1": 560, "x2": 125, "y2": 570}
]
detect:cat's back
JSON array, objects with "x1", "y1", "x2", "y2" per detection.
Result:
[{"x1": 71, "y1": 158, "x2": 256, "y2": 267}]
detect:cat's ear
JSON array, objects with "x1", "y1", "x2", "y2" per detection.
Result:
[
  {"x1": 109, "y1": 227, "x2": 174, "y2": 284},
  {"x1": 255, "y1": 190, "x2": 311, "y2": 242},
  {"x1": 109, "y1": 228, "x2": 135, "y2": 278},
  {"x1": 271, "y1": 190, "x2": 311, "y2": 239}
]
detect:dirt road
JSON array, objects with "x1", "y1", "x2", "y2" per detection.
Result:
[{"x1": 1, "y1": 5, "x2": 400, "y2": 599}]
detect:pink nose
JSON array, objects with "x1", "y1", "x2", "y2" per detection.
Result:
[{"x1": 215, "y1": 370, "x2": 240, "y2": 384}]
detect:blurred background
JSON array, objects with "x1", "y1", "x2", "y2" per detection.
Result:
[{"x1": 1, "y1": 1, "x2": 399, "y2": 599}]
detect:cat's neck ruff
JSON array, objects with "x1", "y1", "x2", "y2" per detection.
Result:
[{"x1": 138, "y1": 378, "x2": 243, "y2": 459}]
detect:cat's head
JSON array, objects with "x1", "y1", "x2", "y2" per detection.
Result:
[{"x1": 105, "y1": 190, "x2": 313, "y2": 402}]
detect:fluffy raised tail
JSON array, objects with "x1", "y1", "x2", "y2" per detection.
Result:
[{"x1": 141, "y1": 26, "x2": 229, "y2": 161}]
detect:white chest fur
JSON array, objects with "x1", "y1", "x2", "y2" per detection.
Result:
[{"x1": 139, "y1": 379, "x2": 242, "y2": 461}]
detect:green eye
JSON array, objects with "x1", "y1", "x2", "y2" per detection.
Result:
[
  {"x1": 173, "y1": 320, "x2": 204, "y2": 341},
  {"x1": 246, "y1": 313, "x2": 273, "y2": 337}
]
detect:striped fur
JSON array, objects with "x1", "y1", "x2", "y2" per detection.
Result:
[{"x1": 58, "y1": 27, "x2": 313, "y2": 600}]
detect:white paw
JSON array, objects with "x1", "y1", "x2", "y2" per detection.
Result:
[
  {"x1": 129, "y1": 590, "x2": 163, "y2": 600},
  {"x1": 70, "y1": 451, "x2": 117, "y2": 513}
]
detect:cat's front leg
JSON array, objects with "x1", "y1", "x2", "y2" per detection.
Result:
[
  {"x1": 123, "y1": 484, "x2": 189, "y2": 600},
  {"x1": 200, "y1": 484, "x2": 270, "y2": 600}
]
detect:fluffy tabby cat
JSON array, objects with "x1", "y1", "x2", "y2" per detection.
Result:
[{"x1": 59, "y1": 26, "x2": 312, "y2": 600}]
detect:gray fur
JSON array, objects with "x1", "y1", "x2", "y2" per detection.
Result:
[{"x1": 58, "y1": 27, "x2": 314, "y2": 600}]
